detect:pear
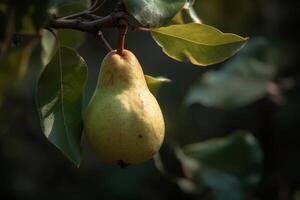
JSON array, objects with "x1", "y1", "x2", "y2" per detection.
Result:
[{"x1": 84, "y1": 50, "x2": 165, "y2": 166}]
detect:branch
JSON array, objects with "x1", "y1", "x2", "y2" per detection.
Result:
[
  {"x1": 48, "y1": 11, "x2": 127, "y2": 33},
  {"x1": 46, "y1": 1, "x2": 148, "y2": 53},
  {"x1": 94, "y1": 31, "x2": 112, "y2": 52}
]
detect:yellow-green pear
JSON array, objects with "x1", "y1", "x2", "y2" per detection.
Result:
[{"x1": 84, "y1": 50, "x2": 165, "y2": 166}]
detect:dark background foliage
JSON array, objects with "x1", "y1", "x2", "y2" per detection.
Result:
[{"x1": 1, "y1": 0, "x2": 300, "y2": 199}]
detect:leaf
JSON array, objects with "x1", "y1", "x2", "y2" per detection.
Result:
[
  {"x1": 123, "y1": 0, "x2": 186, "y2": 27},
  {"x1": 57, "y1": 29, "x2": 86, "y2": 49},
  {"x1": 145, "y1": 75, "x2": 171, "y2": 96},
  {"x1": 193, "y1": 0, "x2": 259, "y2": 34},
  {"x1": 198, "y1": 169, "x2": 245, "y2": 200},
  {"x1": 185, "y1": 38, "x2": 277, "y2": 109},
  {"x1": 183, "y1": 131, "x2": 263, "y2": 172},
  {"x1": 41, "y1": 2, "x2": 88, "y2": 66},
  {"x1": 13, "y1": 0, "x2": 49, "y2": 34},
  {"x1": 41, "y1": 29, "x2": 57, "y2": 66},
  {"x1": 36, "y1": 47, "x2": 88, "y2": 165},
  {"x1": 41, "y1": 28, "x2": 86, "y2": 66},
  {"x1": 0, "y1": 39, "x2": 38, "y2": 104},
  {"x1": 294, "y1": 190, "x2": 300, "y2": 200},
  {"x1": 151, "y1": 23, "x2": 248, "y2": 66},
  {"x1": 182, "y1": 0, "x2": 202, "y2": 23},
  {"x1": 171, "y1": 11, "x2": 185, "y2": 25},
  {"x1": 181, "y1": 131, "x2": 263, "y2": 198}
]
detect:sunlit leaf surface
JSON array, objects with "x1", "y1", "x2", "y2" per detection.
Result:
[
  {"x1": 123, "y1": 0, "x2": 185, "y2": 27},
  {"x1": 151, "y1": 23, "x2": 248, "y2": 66}
]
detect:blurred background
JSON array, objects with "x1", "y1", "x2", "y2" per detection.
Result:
[{"x1": 1, "y1": 0, "x2": 300, "y2": 199}]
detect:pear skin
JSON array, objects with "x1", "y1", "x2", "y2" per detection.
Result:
[{"x1": 84, "y1": 50, "x2": 165, "y2": 165}]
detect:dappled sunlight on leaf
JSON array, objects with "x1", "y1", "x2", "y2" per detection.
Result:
[{"x1": 123, "y1": 0, "x2": 185, "y2": 27}]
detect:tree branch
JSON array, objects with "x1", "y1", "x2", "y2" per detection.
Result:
[
  {"x1": 48, "y1": 11, "x2": 127, "y2": 33},
  {"x1": 94, "y1": 31, "x2": 112, "y2": 52},
  {"x1": 46, "y1": 1, "x2": 146, "y2": 53}
]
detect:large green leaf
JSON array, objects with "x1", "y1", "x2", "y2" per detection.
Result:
[
  {"x1": 123, "y1": 0, "x2": 186, "y2": 27},
  {"x1": 145, "y1": 75, "x2": 171, "y2": 96},
  {"x1": 181, "y1": 131, "x2": 263, "y2": 199},
  {"x1": 185, "y1": 38, "x2": 277, "y2": 109},
  {"x1": 151, "y1": 23, "x2": 248, "y2": 66},
  {"x1": 183, "y1": 131, "x2": 262, "y2": 172},
  {"x1": 36, "y1": 47, "x2": 88, "y2": 166}
]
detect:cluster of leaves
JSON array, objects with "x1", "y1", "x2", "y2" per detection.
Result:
[{"x1": 156, "y1": 131, "x2": 263, "y2": 200}]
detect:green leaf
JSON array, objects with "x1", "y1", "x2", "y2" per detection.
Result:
[
  {"x1": 0, "y1": 39, "x2": 38, "y2": 104},
  {"x1": 36, "y1": 47, "x2": 88, "y2": 166},
  {"x1": 181, "y1": 131, "x2": 263, "y2": 198},
  {"x1": 123, "y1": 0, "x2": 186, "y2": 27},
  {"x1": 55, "y1": 2, "x2": 88, "y2": 48},
  {"x1": 294, "y1": 190, "x2": 300, "y2": 200},
  {"x1": 198, "y1": 169, "x2": 245, "y2": 200},
  {"x1": 185, "y1": 38, "x2": 277, "y2": 109},
  {"x1": 56, "y1": 1, "x2": 89, "y2": 17},
  {"x1": 40, "y1": 1, "x2": 88, "y2": 66},
  {"x1": 57, "y1": 29, "x2": 86, "y2": 49},
  {"x1": 151, "y1": 23, "x2": 248, "y2": 66},
  {"x1": 41, "y1": 29, "x2": 57, "y2": 66},
  {"x1": 14, "y1": 0, "x2": 49, "y2": 34},
  {"x1": 41, "y1": 28, "x2": 86, "y2": 66},
  {"x1": 145, "y1": 75, "x2": 171, "y2": 96},
  {"x1": 183, "y1": 131, "x2": 263, "y2": 172},
  {"x1": 0, "y1": 0, "x2": 49, "y2": 53}
]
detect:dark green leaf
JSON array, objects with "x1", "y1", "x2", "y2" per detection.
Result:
[
  {"x1": 56, "y1": 1, "x2": 90, "y2": 17},
  {"x1": 11, "y1": 0, "x2": 49, "y2": 34},
  {"x1": 0, "y1": 39, "x2": 38, "y2": 105},
  {"x1": 183, "y1": 131, "x2": 263, "y2": 172},
  {"x1": 198, "y1": 169, "x2": 244, "y2": 200},
  {"x1": 185, "y1": 38, "x2": 277, "y2": 109},
  {"x1": 180, "y1": 131, "x2": 263, "y2": 198},
  {"x1": 151, "y1": 23, "x2": 248, "y2": 66},
  {"x1": 123, "y1": 0, "x2": 186, "y2": 27},
  {"x1": 57, "y1": 29, "x2": 86, "y2": 49},
  {"x1": 36, "y1": 47, "x2": 88, "y2": 165}
]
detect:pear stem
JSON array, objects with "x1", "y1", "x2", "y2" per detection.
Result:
[{"x1": 117, "y1": 19, "x2": 128, "y2": 56}]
